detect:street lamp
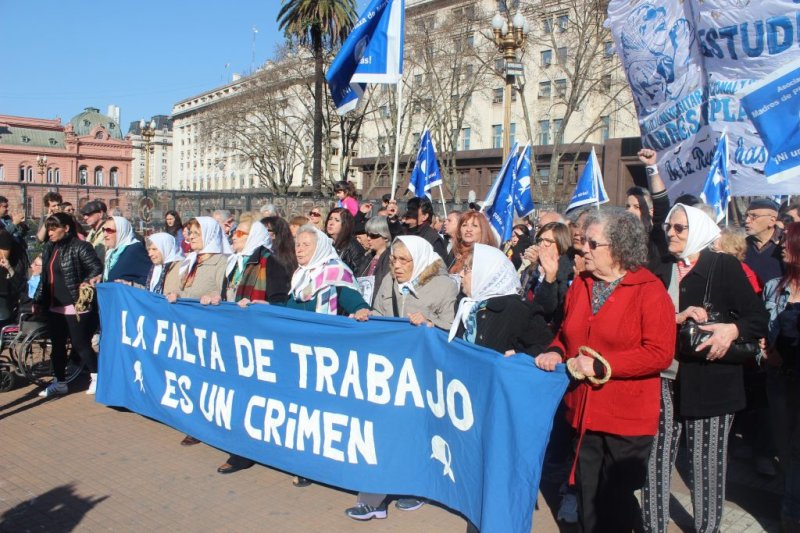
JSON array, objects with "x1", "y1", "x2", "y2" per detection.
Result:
[
  {"x1": 36, "y1": 155, "x2": 48, "y2": 183},
  {"x1": 139, "y1": 119, "x2": 157, "y2": 189},
  {"x1": 492, "y1": 11, "x2": 530, "y2": 160}
]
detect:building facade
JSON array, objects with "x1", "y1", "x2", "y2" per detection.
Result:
[
  {"x1": 0, "y1": 108, "x2": 133, "y2": 215},
  {"x1": 128, "y1": 115, "x2": 173, "y2": 190}
]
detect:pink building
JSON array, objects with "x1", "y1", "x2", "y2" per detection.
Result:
[{"x1": 0, "y1": 108, "x2": 133, "y2": 216}]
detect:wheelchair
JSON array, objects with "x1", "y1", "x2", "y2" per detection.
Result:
[{"x1": 0, "y1": 312, "x2": 82, "y2": 392}]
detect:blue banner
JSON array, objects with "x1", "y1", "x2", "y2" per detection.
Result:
[
  {"x1": 514, "y1": 143, "x2": 536, "y2": 218},
  {"x1": 700, "y1": 132, "x2": 731, "y2": 223},
  {"x1": 483, "y1": 143, "x2": 519, "y2": 243},
  {"x1": 326, "y1": 0, "x2": 405, "y2": 114},
  {"x1": 95, "y1": 284, "x2": 568, "y2": 532},
  {"x1": 408, "y1": 129, "x2": 442, "y2": 199},
  {"x1": 566, "y1": 147, "x2": 608, "y2": 212}
]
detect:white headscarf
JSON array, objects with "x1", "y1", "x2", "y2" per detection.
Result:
[
  {"x1": 666, "y1": 203, "x2": 721, "y2": 264},
  {"x1": 448, "y1": 243, "x2": 521, "y2": 341},
  {"x1": 147, "y1": 232, "x2": 184, "y2": 292},
  {"x1": 290, "y1": 227, "x2": 342, "y2": 298},
  {"x1": 103, "y1": 216, "x2": 140, "y2": 280},
  {"x1": 226, "y1": 221, "x2": 273, "y2": 277},
  {"x1": 393, "y1": 236, "x2": 441, "y2": 295},
  {"x1": 179, "y1": 216, "x2": 233, "y2": 276}
]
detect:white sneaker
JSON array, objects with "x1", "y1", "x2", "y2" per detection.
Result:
[
  {"x1": 86, "y1": 373, "x2": 97, "y2": 395},
  {"x1": 557, "y1": 493, "x2": 578, "y2": 523},
  {"x1": 39, "y1": 380, "x2": 68, "y2": 397}
]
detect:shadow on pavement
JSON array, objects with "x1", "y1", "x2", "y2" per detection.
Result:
[{"x1": 0, "y1": 483, "x2": 109, "y2": 532}]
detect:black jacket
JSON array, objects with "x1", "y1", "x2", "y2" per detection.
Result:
[
  {"x1": 456, "y1": 295, "x2": 554, "y2": 356},
  {"x1": 646, "y1": 190, "x2": 670, "y2": 272},
  {"x1": 357, "y1": 250, "x2": 391, "y2": 307},
  {"x1": 34, "y1": 235, "x2": 103, "y2": 307},
  {"x1": 665, "y1": 249, "x2": 769, "y2": 418},
  {"x1": 338, "y1": 238, "x2": 366, "y2": 273}
]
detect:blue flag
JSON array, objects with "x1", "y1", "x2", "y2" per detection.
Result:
[
  {"x1": 700, "y1": 132, "x2": 730, "y2": 223},
  {"x1": 514, "y1": 143, "x2": 536, "y2": 217},
  {"x1": 326, "y1": 0, "x2": 405, "y2": 115},
  {"x1": 96, "y1": 284, "x2": 568, "y2": 533},
  {"x1": 484, "y1": 144, "x2": 519, "y2": 243},
  {"x1": 408, "y1": 130, "x2": 442, "y2": 199},
  {"x1": 566, "y1": 147, "x2": 608, "y2": 212}
]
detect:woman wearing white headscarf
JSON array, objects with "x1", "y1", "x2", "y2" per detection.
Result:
[
  {"x1": 641, "y1": 203, "x2": 768, "y2": 533},
  {"x1": 346, "y1": 235, "x2": 457, "y2": 521},
  {"x1": 449, "y1": 243, "x2": 553, "y2": 354},
  {"x1": 102, "y1": 216, "x2": 150, "y2": 286},
  {"x1": 166, "y1": 216, "x2": 231, "y2": 305},
  {"x1": 145, "y1": 232, "x2": 184, "y2": 295}
]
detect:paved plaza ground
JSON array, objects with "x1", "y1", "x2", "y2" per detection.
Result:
[{"x1": 0, "y1": 375, "x2": 784, "y2": 532}]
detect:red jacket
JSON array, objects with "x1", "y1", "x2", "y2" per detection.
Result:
[{"x1": 549, "y1": 268, "x2": 676, "y2": 437}]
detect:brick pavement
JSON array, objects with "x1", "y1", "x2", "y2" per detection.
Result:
[{"x1": 0, "y1": 378, "x2": 783, "y2": 532}]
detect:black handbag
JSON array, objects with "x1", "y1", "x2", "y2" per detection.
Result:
[{"x1": 677, "y1": 254, "x2": 760, "y2": 364}]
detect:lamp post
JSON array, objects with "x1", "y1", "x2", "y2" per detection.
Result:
[
  {"x1": 491, "y1": 11, "x2": 530, "y2": 160},
  {"x1": 36, "y1": 155, "x2": 47, "y2": 183},
  {"x1": 139, "y1": 119, "x2": 157, "y2": 189}
]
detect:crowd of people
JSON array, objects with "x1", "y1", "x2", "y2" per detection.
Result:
[{"x1": 3, "y1": 161, "x2": 799, "y2": 531}]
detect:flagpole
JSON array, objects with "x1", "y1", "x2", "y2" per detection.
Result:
[
  {"x1": 437, "y1": 183, "x2": 448, "y2": 217},
  {"x1": 389, "y1": 81, "x2": 404, "y2": 201}
]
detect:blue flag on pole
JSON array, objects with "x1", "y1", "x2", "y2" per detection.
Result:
[
  {"x1": 408, "y1": 130, "x2": 442, "y2": 199},
  {"x1": 566, "y1": 147, "x2": 608, "y2": 212},
  {"x1": 325, "y1": 0, "x2": 405, "y2": 115},
  {"x1": 700, "y1": 132, "x2": 730, "y2": 223},
  {"x1": 514, "y1": 143, "x2": 536, "y2": 218},
  {"x1": 96, "y1": 284, "x2": 568, "y2": 533},
  {"x1": 484, "y1": 144, "x2": 519, "y2": 243}
]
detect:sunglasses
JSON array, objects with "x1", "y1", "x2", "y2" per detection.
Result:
[
  {"x1": 233, "y1": 229, "x2": 249, "y2": 238},
  {"x1": 579, "y1": 236, "x2": 610, "y2": 250},
  {"x1": 309, "y1": 211, "x2": 321, "y2": 217},
  {"x1": 662, "y1": 222, "x2": 689, "y2": 234},
  {"x1": 367, "y1": 233, "x2": 384, "y2": 239},
  {"x1": 102, "y1": 227, "x2": 117, "y2": 234}
]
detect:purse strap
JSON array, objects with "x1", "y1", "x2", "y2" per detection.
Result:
[{"x1": 702, "y1": 252, "x2": 720, "y2": 310}]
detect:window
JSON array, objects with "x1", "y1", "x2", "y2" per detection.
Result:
[
  {"x1": 54, "y1": 168, "x2": 60, "y2": 184},
  {"x1": 510, "y1": 123, "x2": 517, "y2": 146},
  {"x1": 541, "y1": 49, "x2": 552, "y2": 67},
  {"x1": 602, "y1": 74, "x2": 612, "y2": 92},
  {"x1": 538, "y1": 166, "x2": 550, "y2": 184},
  {"x1": 557, "y1": 47, "x2": 568, "y2": 65},
  {"x1": 379, "y1": 105, "x2": 390, "y2": 118},
  {"x1": 20, "y1": 136, "x2": 30, "y2": 144},
  {"x1": 79, "y1": 166, "x2": 88, "y2": 185},
  {"x1": 493, "y1": 88, "x2": 503, "y2": 104},
  {"x1": 465, "y1": 64, "x2": 474, "y2": 77},
  {"x1": 412, "y1": 132, "x2": 421, "y2": 147},
  {"x1": 462, "y1": 127, "x2": 471, "y2": 150},
  {"x1": 414, "y1": 74, "x2": 423, "y2": 85},
  {"x1": 94, "y1": 167, "x2": 104, "y2": 186},
  {"x1": 413, "y1": 100, "x2": 421, "y2": 114},
  {"x1": 492, "y1": 124, "x2": 503, "y2": 149},
  {"x1": 557, "y1": 14, "x2": 569, "y2": 32},
  {"x1": 511, "y1": 89, "x2": 517, "y2": 102},
  {"x1": 46, "y1": 168, "x2": 54, "y2": 184},
  {"x1": 378, "y1": 136, "x2": 388, "y2": 155},
  {"x1": 19, "y1": 167, "x2": 32, "y2": 182},
  {"x1": 600, "y1": 115, "x2": 610, "y2": 142},
  {"x1": 110, "y1": 167, "x2": 119, "y2": 187},
  {"x1": 539, "y1": 81, "x2": 552, "y2": 99},
  {"x1": 541, "y1": 17, "x2": 552, "y2": 34},
  {"x1": 555, "y1": 79, "x2": 567, "y2": 98},
  {"x1": 466, "y1": 33, "x2": 475, "y2": 48},
  {"x1": 557, "y1": 167, "x2": 565, "y2": 183},
  {"x1": 0, "y1": 164, "x2": 3, "y2": 181},
  {"x1": 553, "y1": 119, "x2": 564, "y2": 145},
  {"x1": 604, "y1": 41, "x2": 614, "y2": 58},
  {"x1": 49, "y1": 138, "x2": 58, "y2": 146},
  {"x1": 460, "y1": 171, "x2": 470, "y2": 186},
  {"x1": 18, "y1": 167, "x2": 24, "y2": 182},
  {"x1": 538, "y1": 120, "x2": 550, "y2": 145},
  {"x1": 495, "y1": 58, "x2": 505, "y2": 73}
]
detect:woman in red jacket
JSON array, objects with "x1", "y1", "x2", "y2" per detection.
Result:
[{"x1": 536, "y1": 208, "x2": 675, "y2": 533}]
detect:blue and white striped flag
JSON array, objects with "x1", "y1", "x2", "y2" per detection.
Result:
[
  {"x1": 483, "y1": 144, "x2": 519, "y2": 243},
  {"x1": 514, "y1": 143, "x2": 536, "y2": 217},
  {"x1": 566, "y1": 147, "x2": 608, "y2": 212},
  {"x1": 408, "y1": 130, "x2": 442, "y2": 199},
  {"x1": 325, "y1": 0, "x2": 405, "y2": 115},
  {"x1": 700, "y1": 132, "x2": 730, "y2": 224}
]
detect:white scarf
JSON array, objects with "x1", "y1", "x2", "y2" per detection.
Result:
[
  {"x1": 103, "y1": 216, "x2": 139, "y2": 281},
  {"x1": 394, "y1": 235, "x2": 440, "y2": 296},
  {"x1": 147, "y1": 232, "x2": 184, "y2": 292},
  {"x1": 179, "y1": 216, "x2": 233, "y2": 276},
  {"x1": 448, "y1": 243, "x2": 521, "y2": 341},
  {"x1": 226, "y1": 221, "x2": 273, "y2": 277},
  {"x1": 666, "y1": 203, "x2": 721, "y2": 265},
  {"x1": 290, "y1": 228, "x2": 341, "y2": 299}
]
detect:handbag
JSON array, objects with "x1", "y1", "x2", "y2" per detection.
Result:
[{"x1": 677, "y1": 254, "x2": 759, "y2": 364}]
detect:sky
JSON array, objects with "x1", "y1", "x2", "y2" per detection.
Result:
[{"x1": 0, "y1": 0, "x2": 288, "y2": 133}]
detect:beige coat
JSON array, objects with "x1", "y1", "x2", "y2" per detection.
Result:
[
  {"x1": 372, "y1": 271, "x2": 457, "y2": 330},
  {"x1": 176, "y1": 253, "x2": 227, "y2": 300}
]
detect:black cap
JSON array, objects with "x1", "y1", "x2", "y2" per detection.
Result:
[
  {"x1": 747, "y1": 198, "x2": 780, "y2": 212},
  {"x1": 80, "y1": 200, "x2": 107, "y2": 216},
  {"x1": 353, "y1": 221, "x2": 366, "y2": 235}
]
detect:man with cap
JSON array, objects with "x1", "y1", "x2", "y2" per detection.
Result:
[
  {"x1": 81, "y1": 200, "x2": 109, "y2": 263},
  {"x1": 744, "y1": 198, "x2": 784, "y2": 285}
]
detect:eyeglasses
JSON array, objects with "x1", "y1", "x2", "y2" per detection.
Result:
[
  {"x1": 233, "y1": 229, "x2": 249, "y2": 238},
  {"x1": 102, "y1": 227, "x2": 117, "y2": 234},
  {"x1": 536, "y1": 237, "x2": 556, "y2": 245},
  {"x1": 662, "y1": 222, "x2": 689, "y2": 234},
  {"x1": 390, "y1": 255, "x2": 413, "y2": 265},
  {"x1": 579, "y1": 236, "x2": 610, "y2": 250},
  {"x1": 309, "y1": 211, "x2": 321, "y2": 217},
  {"x1": 744, "y1": 212, "x2": 774, "y2": 221},
  {"x1": 367, "y1": 233, "x2": 385, "y2": 239}
]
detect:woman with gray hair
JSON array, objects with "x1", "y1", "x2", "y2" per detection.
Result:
[
  {"x1": 345, "y1": 235, "x2": 457, "y2": 521},
  {"x1": 535, "y1": 207, "x2": 676, "y2": 532},
  {"x1": 356, "y1": 216, "x2": 393, "y2": 306}
]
